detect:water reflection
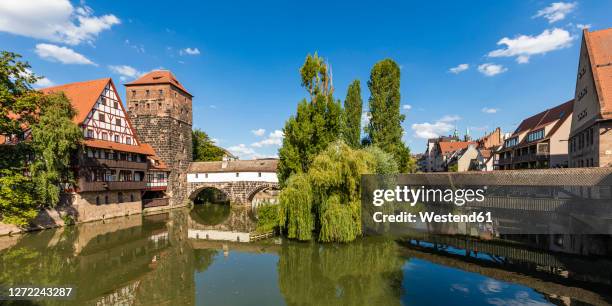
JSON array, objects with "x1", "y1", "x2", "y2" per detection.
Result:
[{"x1": 0, "y1": 209, "x2": 610, "y2": 305}]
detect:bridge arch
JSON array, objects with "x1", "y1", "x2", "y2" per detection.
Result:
[{"x1": 187, "y1": 181, "x2": 279, "y2": 206}]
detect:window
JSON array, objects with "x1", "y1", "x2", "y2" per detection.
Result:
[
  {"x1": 116, "y1": 118, "x2": 121, "y2": 126},
  {"x1": 114, "y1": 135, "x2": 119, "y2": 142},
  {"x1": 96, "y1": 196, "x2": 100, "y2": 205},
  {"x1": 87, "y1": 129, "x2": 94, "y2": 138},
  {"x1": 118, "y1": 192, "x2": 123, "y2": 203},
  {"x1": 114, "y1": 101, "x2": 118, "y2": 109},
  {"x1": 236, "y1": 173, "x2": 240, "y2": 177},
  {"x1": 505, "y1": 137, "x2": 518, "y2": 147},
  {"x1": 130, "y1": 194, "x2": 134, "y2": 202},
  {"x1": 104, "y1": 195, "x2": 109, "y2": 204},
  {"x1": 195, "y1": 173, "x2": 199, "y2": 178},
  {"x1": 101, "y1": 97, "x2": 106, "y2": 105},
  {"x1": 159, "y1": 89, "x2": 163, "y2": 96},
  {"x1": 258, "y1": 172, "x2": 262, "y2": 177},
  {"x1": 98, "y1": 113, "x2": 105, "y2": 122},
  {"x1": 126, "y1": 137, "x2": 131, "y2": 145},
  {"x1": 146, "y1": 90, "x2": 150, "y2": 97},
  {"x1": 527, "y1": 129, "x2": 544, "y2": 142},
  {"x1": 102, "y1": 132, "x2": 108, "y2": 140},
  {"x1": 131, "y1": 90, "x2": 136, "y2": 98}
]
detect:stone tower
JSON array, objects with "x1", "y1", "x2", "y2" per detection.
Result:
[{"x1": 125, "y1": 70, "x2": 193, "y2": 206}]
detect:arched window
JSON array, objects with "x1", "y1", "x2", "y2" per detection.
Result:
[
  {"x1": 96, "y1": 196, "x2": 100, "y2": 205},
  {"x1": 104, "y1": 195, "x2": 109, "y2": 204},
  {"x1": 118, "y1": 192, "x2": 124, "y2": 203}
]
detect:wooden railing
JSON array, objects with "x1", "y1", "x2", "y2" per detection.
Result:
[
  {"x1": 81, "y1": 157, "x2": 147, "y2": 170},
  {"x1": 79, "y1": 181, "x2": 146, "y2": 191}
]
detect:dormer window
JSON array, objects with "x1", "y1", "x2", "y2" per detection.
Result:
[
  {"x1": 505, "y1": 137, "x2": 518, "y2": 147},
  {"x1": 527, "y1": 129, "x2": 544, "y2": 142}
]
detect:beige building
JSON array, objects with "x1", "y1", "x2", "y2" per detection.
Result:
[
  {"x1": 496, "y1": 100, "x2": 574, "y2": 170},
  {"x1": 569, "y1": 28, "x2": 612, "y2": 168}
]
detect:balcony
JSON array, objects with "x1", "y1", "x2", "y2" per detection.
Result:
[
  {"x1": 81, "y1": 157, "x2": 147, "y2": 170},
  {"x1": 79, "y1": 180, "x2": 146, "y2": 192},
  {"x1": 145, "y1": 181, "x2": 168, "y2": 191}
]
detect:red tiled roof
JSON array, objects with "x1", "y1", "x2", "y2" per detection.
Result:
[
  {"x1": 40, "y1": 78, "x2": 110, "y2": 125},
  {"x1": 84, "y1": 139, "x2": 156, "y2": 156},
  {"x1": 125, "y1": 70, "x2": 192, "y2": 97},
  {"x1": 438, "y1": 141, "x2": 477, "y2": 155},
  {"x1": 584, "y1": 28, "x2": 612, "y2": 120},
  {"x1": 514, "y1": 100, "x2": 574, "y2": 136}
]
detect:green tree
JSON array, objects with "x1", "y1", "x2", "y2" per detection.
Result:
[
  {"x1": 30, "y1": 93, "x2": 82, "y2": 206},
  {"x1": 366, "y1": 59, "x2": 412, "y2": 172},
  {"x1": 278, "y1": 53, "x2": 343, "y2": 186},
  {"x1": 343, "y1": 80, "x2": 362, "y2": 148},
  {"x1": 0, "y1": 51, "x2": 82, "y2": 224},
  {"x1": 192, "y1": 129, "x2": 225, "y2": 161}
]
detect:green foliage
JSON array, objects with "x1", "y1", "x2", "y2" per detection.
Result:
[
  {"x1": 343, "y1": 80, "x2": 363, "y2": 148},
  {"x1": 29, "y1": 93, "x2": 82, "y2": 206},
  {"x1": 0, "y1": 51, "x2": 82, "y2": 225},
  {"x1": 279, "y1": 173, "x2": 314, "y2": 240},
  {"x1": 278, "y1": 53, "x2": 344, "y2": 186},
  {"x1": 192, "y1": 129, "x2": 225, "y2": 161},
  {"x1": 366, "y1": 59, "x2": 412, "y2": 172},
  {"x1": 0, "y1": 171, "x2": 38, "y2": 226},
  {"x1": 448, "y1": 163, "x2": 458, "y2": 172},
  {"x1": 255, "y1": 203, "x2": 280, "y2": 233},
  {"x1": 279, "y1": 141, "x2": 396, "y2": 242}
]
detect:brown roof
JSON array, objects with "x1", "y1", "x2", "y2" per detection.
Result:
[
  {"x1": 84, "y1": 139, "x2": 156, "y2": 156},
  {"x1": 40, "y1": 78, "x2": 110, "y2": 125},
  {"x1": 149, "y1": 155, "x2": 169, "y2": 170},
  {"x1": 125, "y1": 70, "x2": 192, "y2": 97},
  {"x1": 479, "y1": 149, "x2": 492, "y2": 159},
  {"x1": 438, "y1": 141, "x2": 477, "y2": 155},
  {"x1": 188, "y1": 159, "x2": 278, "y2": 173},
  {"x1": 513, "y1": 100, "x2": 573, "y2": 136},
  {"x1": 584, "y1": 28, "x2": 612, "y2": 120}
]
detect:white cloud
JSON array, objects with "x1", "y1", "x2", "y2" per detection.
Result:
[
  {"x1": 209, "y1": 105, "x2": 217, "y2": 109},
  {"x1": 449, "y1": 63, "x2": 469, "y2": 74},
  {"x1": 402, "y1": 104, "x2": 412, "y2": 111},
  {"x1": 251, "y1": 128, "x2": 266, "y2": 137},
  {"x1": 35, "y1": 43, "x2": 95, "y2": 65},
  {"x1": 35, "y1": 77, "x2": 54, "y2": 87},
  {"x1": 488, "y1": 28, "x2": 573, "y2": 63},
  {"x1": 228, "y1": 144, "x2": 256, "y2": 158},
  {"x1": 361, "y1": 112, "x2": 371, "y2": 127},
  {"x1": 576, "y1": 23, "x2": 591, "y2": 29},
  {"x1": 411, "y1": 115, "x2": 460, "y2": 139},
  {"x1": 482, "y1": 107, "x2": 499, "y2": 114},
  {"x1": 252, "y1": 130, "x2": 284, "y2": 147},
  {"x1": 0, "y1": 0, "x2": 120, "y2": 45},
  {"x1": 180, "y1": 47, "x2": 200, "y2": 55},
  {"x1": 478, "y1": 63, "x2": 507, "y2": 76},
  {"x1": 108, "y1": 65, "x2": 143, "y2": 81},
  {"x1": 534, "y1": 2, "x2": 576, "y2": 23}
]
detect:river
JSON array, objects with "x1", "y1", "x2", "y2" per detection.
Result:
[{"x1": 0, "y1": 205, "x2": 611, "y2": 305}]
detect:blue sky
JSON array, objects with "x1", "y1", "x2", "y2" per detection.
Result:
[{"x1": 1, "y1": 0, "x2": 610, "y2": 157}]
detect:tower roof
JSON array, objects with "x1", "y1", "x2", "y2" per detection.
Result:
[{"x1": 125, "y1": 70, "x2": 192, "y2": 97}]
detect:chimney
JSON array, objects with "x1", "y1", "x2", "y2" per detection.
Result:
[{"x1": 221, "y1": 155, "x2": 229, "y2": 169}]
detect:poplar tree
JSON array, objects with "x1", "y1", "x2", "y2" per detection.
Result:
[
  {"x1": 366, "y1": 59, "x2": 411, "y2": 172},
  {"x1": 343, "y1": 80, "x2": 362, "y2": 148}
]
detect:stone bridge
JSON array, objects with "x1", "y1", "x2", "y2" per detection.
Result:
[{"x1": 186, "y1": 159, "x2": 279, "y2": 206}]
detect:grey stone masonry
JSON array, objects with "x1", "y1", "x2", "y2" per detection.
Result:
[{"x1": 126, "y1": 82, "x2": 193, "y2": 206}]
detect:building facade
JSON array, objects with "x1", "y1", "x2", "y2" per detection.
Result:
[
  {"x1": 496, "y1": 100, "x2": 574, "y2": 170},
  {"x1": 569, "y1": 28, "x2": 612, "y2": 168},
  {"x1": 39, "y1": 78, "x2": 170, "y2": 221},
  {"x1": 125, "y1": 70, "x2": 193, "y2": 206}
]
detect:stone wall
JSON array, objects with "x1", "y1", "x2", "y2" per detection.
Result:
[
  {"x1": 68, "y1": 191, "x2": 142, "y2": 223},
  {"x1": 188, "y1": 181, "x2": 279, "y2": 205},
  {"x1": 127, "y1": 81, "x2": 193, "y2": 207}
]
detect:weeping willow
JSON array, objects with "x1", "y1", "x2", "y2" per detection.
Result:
[{"x1": 279, "y1": 141, "x2": 397, "y2": 242}]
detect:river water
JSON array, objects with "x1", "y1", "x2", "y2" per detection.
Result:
[{"x1": 0, "y1": 206, "x2": 611, "y2": 306}]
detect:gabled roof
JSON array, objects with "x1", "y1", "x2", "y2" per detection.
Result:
[
  {"x1": 125, "y1": 70, "x2": 192, "y2": 97},
  {"x1": 583, "y1": 28, "x2": 612, "y2": 120},
  {"x1": 40, "y1": 78, "x2": 110, "y2": 125},
  {"x1": 438, "y1": 141, "x2": 477, "y2": 156},
  {"x1": 508, "y1": 100, "x2": 574, "y2": 148},
  {"x1": 84, "y1": 139, "x2": 156, "y2": 156}
]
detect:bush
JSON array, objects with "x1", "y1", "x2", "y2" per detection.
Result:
[{"x1": 255, "y1": 203, "x2": 280, "y2": 233}]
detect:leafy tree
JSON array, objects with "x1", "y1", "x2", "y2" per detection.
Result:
[
  {"x1": 279, "y1": 141, "x2": 397, "y2": 242},
  {"x1": 366, "y1": 59, "x2": 412, "y2": 172},
  {"x1": 0, "y1": 51, "x2": 82, "y2": 224},
  {"x1": 278, "y1": 53, "x2": 343, "y2": 186},
  {"x1": 30, "y1": 93, "x2": 82, "y2": 206},
  {"x1": 343, "y1": 80, "x2": 362, "y2": 148},
  {"x1": 192, "y1": 129, "x2": 225, "y2": 161}
]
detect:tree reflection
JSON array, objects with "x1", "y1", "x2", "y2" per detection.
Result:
[{"x1": 277, "y1": 238, "x2": 404, "y2": 305}]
